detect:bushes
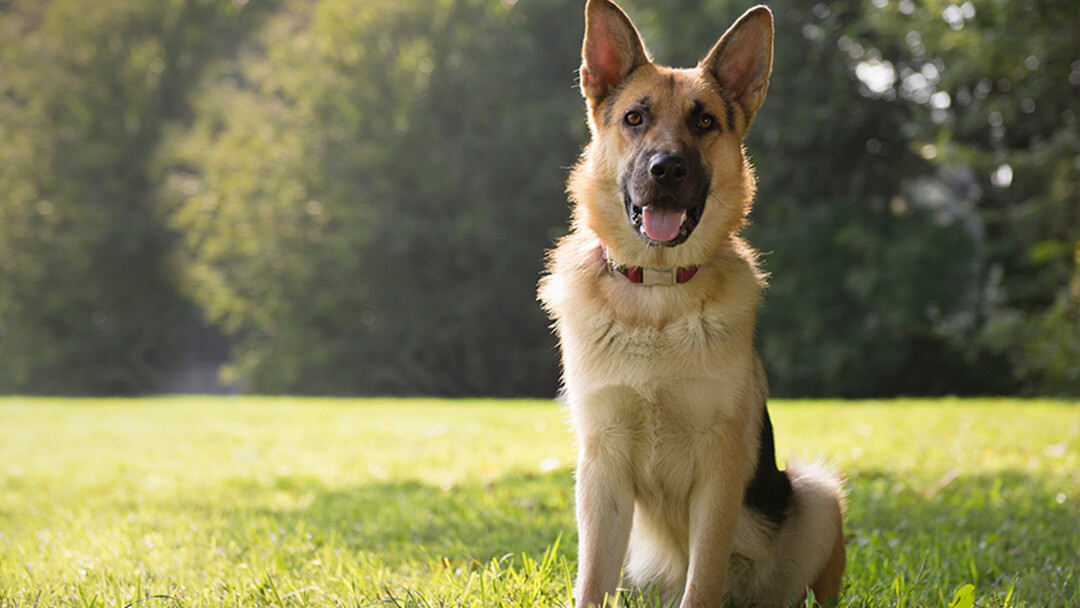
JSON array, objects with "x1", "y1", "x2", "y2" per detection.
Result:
[
  {"x1": 1, "y1": 0, "x2": 1075, "y2": 396},
  {"x1": 0, "y1": 0, "x2": 268, "y2": 393}
]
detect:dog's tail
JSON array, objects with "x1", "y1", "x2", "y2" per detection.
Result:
[
  {"x1": 790, "y1": 460, "x2": 847, "y2": 600},
  {"x1": 740, "y1": 459, "x2": 847, "y2": 606},
  {"x1": 782, "y1": 460, "x2": 846, "y2": 603}
]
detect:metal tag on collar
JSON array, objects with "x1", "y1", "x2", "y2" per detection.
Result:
[{"x1": 641, "y1": 267, "x2": 677, "y2": 286}]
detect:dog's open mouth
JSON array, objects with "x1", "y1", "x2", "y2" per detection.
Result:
[{"x1": 627, "y1": 198, "x2": 704, "y2": 247}]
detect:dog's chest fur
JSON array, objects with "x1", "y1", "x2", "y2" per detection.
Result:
[
  {"x1": 540, "y1": 231, "x2": 765, "y2": 497},
  {"x1": 541, "y1": 231, "x2": 762, "y2": 393}
]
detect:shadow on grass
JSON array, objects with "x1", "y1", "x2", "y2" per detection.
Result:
[
  {"x1": 195, "y1": 467, "x2": 1074, "y2": 604},
  {"x1": 843, "y1": 468, "x2": 1077, "y2": 605},
  {"x1": 216, "y1": 470, "x2": 576, "y2": 566}
]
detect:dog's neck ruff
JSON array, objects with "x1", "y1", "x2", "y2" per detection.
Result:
[{"x1": 600, "y1": 244, "x2": 700, "y2": 286}]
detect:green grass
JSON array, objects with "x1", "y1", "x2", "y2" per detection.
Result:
[{"x1": 0, "y1": 397, "x2": 1076, "y2": 607}]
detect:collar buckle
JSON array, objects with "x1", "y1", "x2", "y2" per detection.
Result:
[{"x1": 641, "y1": 267, "x2": 677, "y2": 286}]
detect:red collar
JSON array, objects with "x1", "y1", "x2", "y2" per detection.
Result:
[{"x1": 600, "y1": 244, "x2": 699, "y2": 286}]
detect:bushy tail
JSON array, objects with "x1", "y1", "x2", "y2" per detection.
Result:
[{"x1": 741, "y1": 459, "x2": 847, "y2": 606}]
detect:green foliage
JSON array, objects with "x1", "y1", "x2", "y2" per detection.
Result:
[
  {"x1": 747, "y1": 0, "x2": 981, "y2": 396},
  {"x1": 1, "y1": 0, "x2": 1075, "y2": 396},
  {"x1": 164, "y1": 0, "x2": 583, "y2": 394},
  {"x1": 842, "y1": 0, "x2": 1080, "y2": 394},
  {"x1": 0, "y1": 0, "x2": 270, "y2": 393},
  {"x1": 0, "y1": 397, "x2": 1076, "y2": 606}
]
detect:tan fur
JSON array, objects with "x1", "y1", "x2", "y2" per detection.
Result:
[
  {"x1": 539, "y1": 2, "x2": 845, "y2": 607},
  {"x1": 811, "y1": 507, "x2": 848, "y2": 600}
]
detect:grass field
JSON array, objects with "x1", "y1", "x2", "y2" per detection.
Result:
[{"x1": 0, "y1": 397, "x2": 1076, "y2": 607}]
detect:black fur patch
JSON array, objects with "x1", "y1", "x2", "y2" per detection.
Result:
[
  {"x1": 721, "y1": 92, "x2": 738, "y2": 132},
  {"x1": 701, "y1": 70, "x2": 739, "y2": 132},
  {"x1": 743, "y1": 401, "x2": 792, "y2": 526},
  {"x1": 686, "y1": 100, "x2": 718, "y2": 136}
]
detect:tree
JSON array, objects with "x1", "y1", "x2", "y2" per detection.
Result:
[
  {"x1": 4, "y1": 0, "x2": 1074, "y2": 397},
  {"x1": 859, "y1": 0, "x2": 1080, "y2": 394},
  {"x1": 164, "y1": 0, "x2": 583, "y2": 394},
  {"x1": 0, "y1": 0, "x2": 269, "y2": 393}
]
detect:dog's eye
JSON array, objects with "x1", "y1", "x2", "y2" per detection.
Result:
[
  {"x1": 696, "y1": 114, "x2": 715, "y2": 130},
  {"x1": 624, "y1": 111, "x2": 644, "y2": 127}
]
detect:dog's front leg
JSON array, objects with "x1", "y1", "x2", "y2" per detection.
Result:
[
  {"x1": 574, "y1": 439, "x2": 635, "y2": 607},
  {"x1": 680, "y1": 446, "x2": 746, "y2": 608}
]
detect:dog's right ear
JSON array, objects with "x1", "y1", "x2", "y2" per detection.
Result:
[{"x1": 580, "y1": 0, "x2": 649, "y2": 107}]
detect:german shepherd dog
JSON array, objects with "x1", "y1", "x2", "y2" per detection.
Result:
[{"x1": 538, "y1": 1, "x2": 846, "y2": 606}]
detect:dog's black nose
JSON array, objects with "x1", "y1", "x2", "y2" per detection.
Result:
[{"x1": 649, "y1": 153, "x2": 688, "y2": 187}]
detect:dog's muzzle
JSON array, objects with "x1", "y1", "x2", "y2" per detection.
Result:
[{"x1": 624, "y1": 150, "x2": 707, "y2": 247}]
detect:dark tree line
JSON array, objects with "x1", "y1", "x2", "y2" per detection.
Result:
[{"x1": 1, "y1": 0, "x2": 1076, "y2": 397}]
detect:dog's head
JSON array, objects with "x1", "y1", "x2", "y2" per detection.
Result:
[{"x1": 571, "y1": 0, "x2": 773, "y2": 261}]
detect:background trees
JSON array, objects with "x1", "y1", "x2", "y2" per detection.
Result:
[
  {"x1": 161, "y1": 0, "x2": 581, "y2": 395},
  {"x1": 1, "y1": 0, "x2": 1076, "y2": 396},
  {"x1": 0, "y1": 0, "x2": 271, "y2": 393}
]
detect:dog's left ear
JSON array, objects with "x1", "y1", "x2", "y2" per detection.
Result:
[{"x1": 700, "y1": 5, "x2": 774, "y2": 125}]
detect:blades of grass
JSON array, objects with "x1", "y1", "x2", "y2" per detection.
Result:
[
  {"x1": 380, "y1": 585, "x2": 404, "y2": 608},
  {"x1": 1002, "y1": 576, "x2": 1017, "y2": 608},
  {"x1": 263, "y1": 574, "x2": 285, "y2": 608}
]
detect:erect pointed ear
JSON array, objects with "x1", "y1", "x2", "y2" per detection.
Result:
[
  {"x1": 580, "y1": 0, "x2": 650, "y2": 106},
  {"x1": 700, "y1": 5, "x2": 774, "y2": 124}
]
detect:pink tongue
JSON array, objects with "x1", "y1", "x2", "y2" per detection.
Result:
[{"x1": 642, "y1": 206, "x2": 684, "y2": 242}]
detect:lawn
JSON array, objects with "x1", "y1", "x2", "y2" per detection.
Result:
[{"x1": 0, "y1": 397, "x2": 1076, "y2": 607}]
